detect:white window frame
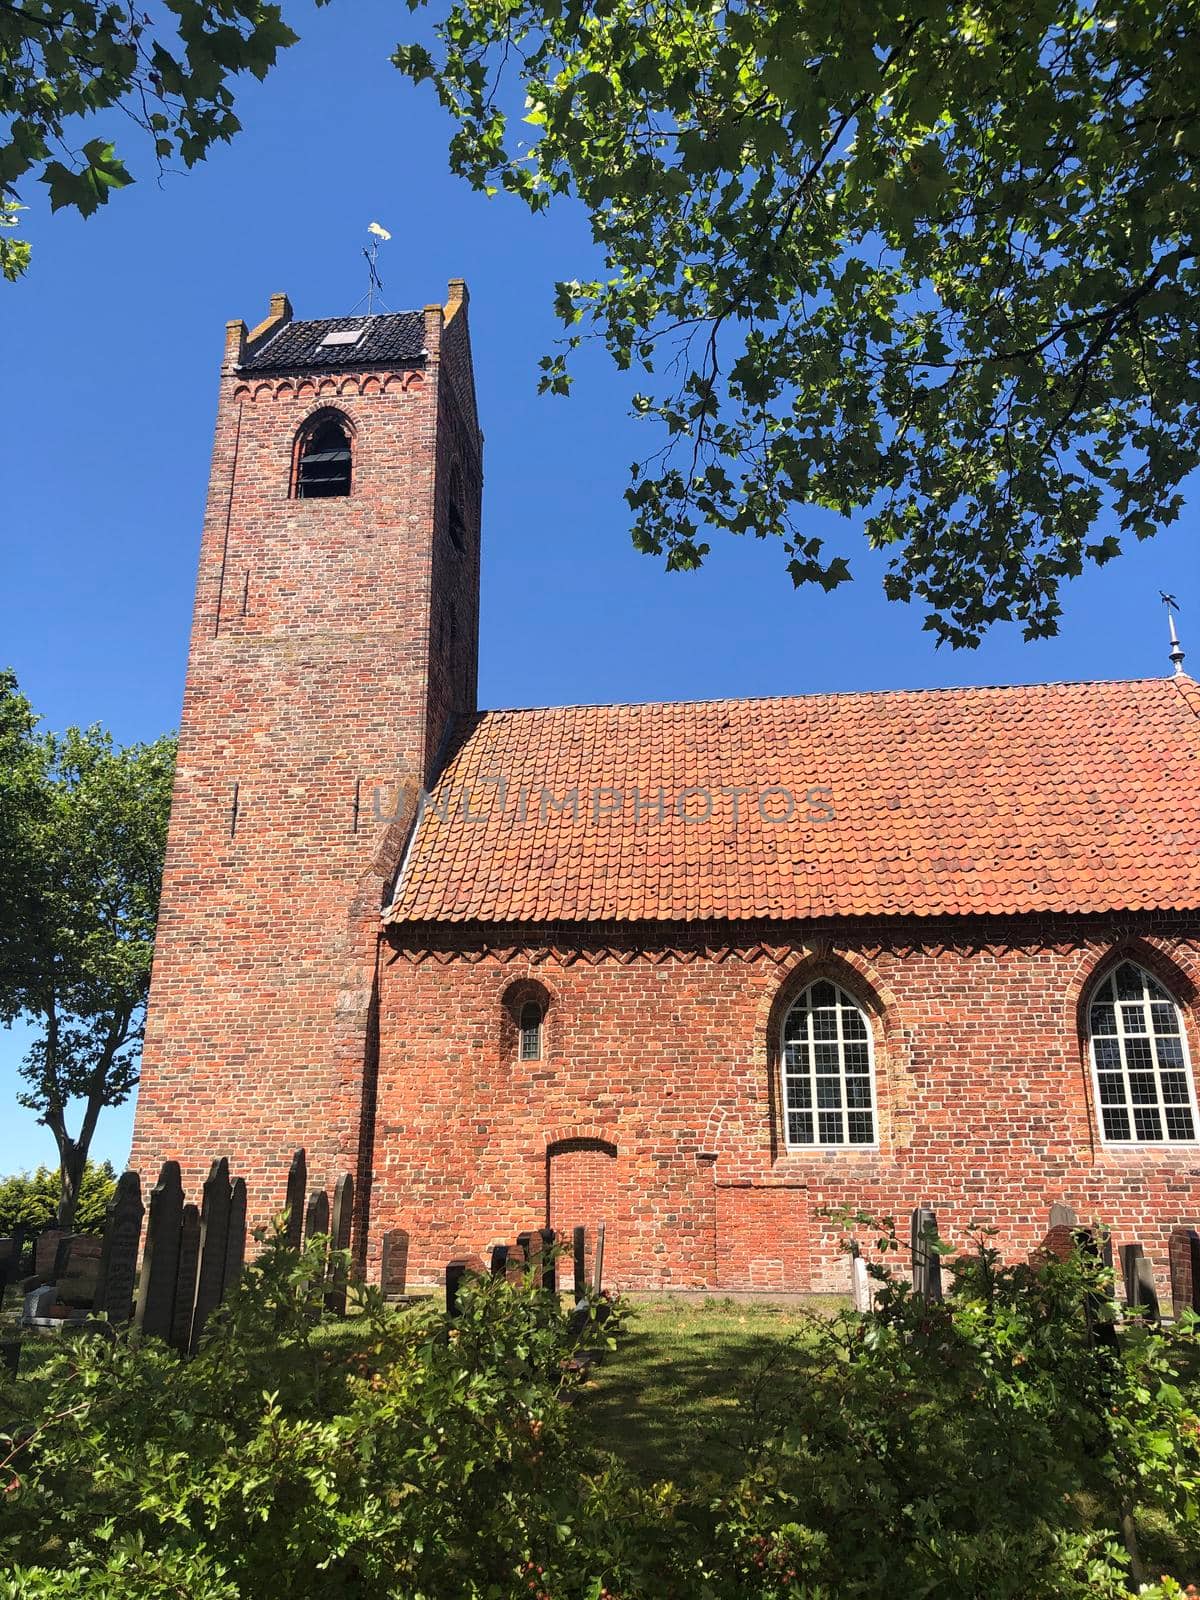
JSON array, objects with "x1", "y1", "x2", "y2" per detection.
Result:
[
  {"x1": 1088, "y1": 960, "x2": 1200, "y2": 1147},
  {"x1": 779, "y1": 979, "x2": 879, "y2": 1151},
  {"x1": 518, "y1": 1002, "x2": 543, "y2": 1063}
]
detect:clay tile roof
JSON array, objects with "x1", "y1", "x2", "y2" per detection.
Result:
[
  {"x1": 384, "y1": 676, "x2": 1200, "y2": 926},
  {"x1": 239, "y1": 312, "x2": 425, "y2": 373}
]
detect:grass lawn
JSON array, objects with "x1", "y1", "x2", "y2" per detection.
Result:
[
  {"x1": 579, "y1": 1294, "x2": 1200, "y2": 1587},
  {"x1": 579, "y1": 1295, "x2": 843, "y2": 1484}
]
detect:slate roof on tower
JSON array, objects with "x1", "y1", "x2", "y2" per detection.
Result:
[
  {"x1": 384, "y1": 675, "x2": 1200, "y2": 926},
  {"x1": 239, "y1": 312, "x2": 426, "y2": 373}
]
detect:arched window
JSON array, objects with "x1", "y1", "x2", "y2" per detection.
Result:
[
  {"x1": 519, "y1": 1002, "x2": 543, "y2": 1062},
  {"x1": 1088, "y1": 960, "x2": 1198, "y2": 1143},
  {"x1": 294, "y1": 414, "x2": 351, "y2": 498},
  {"x1": 781, "y1": 979, "x2": 876, "y2": 1147}
]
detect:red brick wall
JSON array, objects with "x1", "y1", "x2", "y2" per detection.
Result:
[
  {"x1": 131, "y1": 288, "x2": 483, "y2": 1222},
  {"x1": 370, "y1": 916, "x2": 1200, "y2": 1292}
]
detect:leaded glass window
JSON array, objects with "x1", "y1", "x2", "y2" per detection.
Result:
[
  {"x1": 1089, "y1": 961, "x2": 1197, "y2": 1143},
  {"x1": 519, "y1": 1002, "x2": 543, "y2": 1062},
  {"x1": 781, "y1": 980, "x2": 876, "y2": 1147}
]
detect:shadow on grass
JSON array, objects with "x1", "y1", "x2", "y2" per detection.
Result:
[{"x1": 579, "y1": 1301, "x2": 816, "y2": 1484}]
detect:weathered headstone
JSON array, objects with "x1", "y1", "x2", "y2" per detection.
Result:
[
  {"x1": 504, "y1": 1242, "x2": 526, "y2": 1286},
  {"x1": 135, "y1": 1161, "x2": 184, "y2": 1341},
  {"x1": 285, "y1": 1149, "x2": 307, "y2": 1250},
  {"x1": 325, "y1": 1173, "x2": 353, "y2": 1314},
  {"x1": 445, "y1": 1255, "x2": 484, "y2": 1318},
  {"x1": 573, "y1": 1226, "x2": 587, "y2": 1299},
  {"x1": 93, "y1": 1170, "x2": 144, "y2": 1324},
  {"x1": 1049, "y1": 1202, "x2": 1079, "y2": 1229},
  {"x1": 305, "y1": 1189, "x2": 330, "y2": 1243},
  {"x1": 34, "y1": 1229, "x2": 67, "y2": 1277},
  {"x1": 593, "y1": 1221, "x2": 606, "y2": 1296},
  {"x1": 380, "y1": 1229, "x2": 409, "y2": 1297},
  {"x1": 1168, "y1": 1227, "x2": 1200, "y2": 1319},
  {"x1": 490, "y1": 1242, "x2": 510, "y2": 1279},
  {"x1": 224, "y1": 1177, "x2": 247, "y2": 1291},
  {"x1": 190, "y1": 1158, "x2": 233, "y2": 1352},
  {"x1": 852, "y1": 1253, "x2": 872, "y2": 1314},
  {"x1": 517, "y1": 1228, "x2": 556, "y2": 1292},
  {"x1": 1120, "y1": 1243, "x2": 1161, "y2": 1322},
  {"x1": 910, "y1": 1207, "x2": 943, "y2": 1303},
  {"x1": 54, "y1": 1235, "x2": 104, "y2": 1309},
  {"x1": 0, "y1": 1237, "x2": 20, "y2": 1288},
  {"x1": 170, "y1": 1203, "x2": 201, "y2": 1353}
]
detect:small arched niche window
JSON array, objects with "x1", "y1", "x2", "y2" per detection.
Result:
[
  {"x1": 1089, "y1": 960, "x2": 1198, "y2": 1143},
  {"x1": 781, "y1": 979, "x2": 876, "y2": 1148},
  {"x1": 519, "y1": 1002, "x2": 544, "y2": 1062},
  {"x1": 294, "y1": 413, "x2": 351, "y2": 499}
]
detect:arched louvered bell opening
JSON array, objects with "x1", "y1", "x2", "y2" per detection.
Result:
[{"x1": 296, "y1": 417, "x2": 351, "y2": 498}]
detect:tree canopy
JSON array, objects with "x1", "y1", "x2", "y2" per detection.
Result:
[
  {"x1": 397, "y1": 0, "x2": 1200, "y2": 645},
  {"x1": 0, "y1": 670, "x2": 175, "y2": 1227},
  {"x1": 0, "y1": 0, "x2": 300, "y2": 281}
]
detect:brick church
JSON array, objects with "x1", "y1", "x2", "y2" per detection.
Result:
[{"x1": 131, "y1": 281, "x2": 1200, "y2": 1292}]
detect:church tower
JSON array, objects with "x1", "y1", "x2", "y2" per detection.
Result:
[{"x1": 132, "y1": 283, "x2": 482, "y2": 1229}]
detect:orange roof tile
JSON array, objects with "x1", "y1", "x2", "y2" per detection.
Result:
[{"x1": 384, "y1": 677, "x2": 1200, "y2": 926}]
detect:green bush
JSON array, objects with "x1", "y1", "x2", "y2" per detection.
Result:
[
  {"x1": 0, "y1": 1161, "x2": 115, "y2": 1235},
  {"x1": 2, "y1": 1224, "x2": 1199, "y2": 1598},
  {"x1": 0, "y1": 1234, "x2": 621, "y2": 1599}
]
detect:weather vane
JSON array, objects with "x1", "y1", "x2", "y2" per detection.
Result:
[
  {"x1": 1161, "y1": 591, "x2": 1186, "y2": 676},
  {"x1": 360, "y1": 221, "x2": 391, "y2": 316}
]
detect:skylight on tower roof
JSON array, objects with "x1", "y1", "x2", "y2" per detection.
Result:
[{"x1": 319, "y1": 327, "x2": 365, "y2": 348}]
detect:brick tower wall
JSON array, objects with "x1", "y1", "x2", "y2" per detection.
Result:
[{"x1": 132, "y1": 285, "x2": 483, "y2": 1224}]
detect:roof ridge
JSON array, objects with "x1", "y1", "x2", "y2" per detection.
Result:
[{"x1": 474, "y1": 675, "x2": 1181, "y2": 718}]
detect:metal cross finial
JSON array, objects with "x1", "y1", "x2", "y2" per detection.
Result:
[{"x1": 1161, "y1": 591, "x2": 1186, "y2": 676}]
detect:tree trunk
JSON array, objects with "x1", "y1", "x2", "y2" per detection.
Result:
[{"x1": 57, "y1": 1139, "x2": 87, "y2": 1230}]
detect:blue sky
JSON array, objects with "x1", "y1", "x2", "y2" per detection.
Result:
[{"x1": 0, "y1": 0, "x2": 1195, "y2": 1175}]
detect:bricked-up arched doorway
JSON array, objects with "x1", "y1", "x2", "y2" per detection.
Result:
[{"x1": 547, "y1": 1137, "x2": 619, "y2": 1287}]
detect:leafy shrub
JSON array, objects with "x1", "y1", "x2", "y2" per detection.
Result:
[
  {"x1": 2, "y1": 1222, "x2": 1199, "y2": 1598},
  {"x1": 0, "y1": 1161, "x2": 115, "y2": 1235},
  {"x1": 0, "y1": 1234, "x2": 620, "y2": 1598}
]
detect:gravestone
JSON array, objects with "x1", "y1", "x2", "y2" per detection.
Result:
[
  {"x1": 224, "y1": 1178, "x2": 247, "y2": 1291},
  {"x1": 135, "y1": 1161, "x2": 184, "y2": 1341},
  {"x1": 504, "y1": 1243, "x2": 526, "y2": 1286},
  {"x1": 1120, "y1": 1243, "x2": 1161, "y2": 1322},
  {"x1": 171, "y1": 1203, "x2": 201, "y2": 1353},
  {"x1": 445, "y1": 1255, "x2": 484, "y2": 1318},
  {"x1": 305, "y1": 1189, "x2": 330, "y2": 1243},
  {"x1": 285, "y1": 1149, "x2": 307, "y2": 1250},
  {"x1": 0, "y1": 1237, "x2": 20, "y2": 1288},
  {"x1": 380, "y1": 1229, "x2": 409, "y2": 1297},
  {"x1": 1169, "y1": 1227, "x2": 1200, "y2": 1319},
  {"x1": 910, "y1": 1207, "x2": 943, "y2": 1302},
  {"x1": 1049, "y1": 1202, "x2": 1079, "y2": 1229},
  {"x1": 54, "y1": 1235, "x2": 104, "y2": 1309},
  {"x1": 93, "y1": 1170, "x2": 144, "y2": 1324},
  {"x1": 573, "y1": 1227, "x2": 587, "y2": 1299},
  {"x1": 190, "y1": 1159, "x2": 233, "y2": 1353},
  {"x1": 326, "y1": 1174, "x2": 353, "y2": 1314},
  {"x1": 517, "y1": 1228, "x2": 556, "y2": 1292},
  {"x1": 34, "y1": 1230, "x2": 67, "y2": 1277},
  {"x1": 490, "y1": 1243, "x2": 510, "y2": 1279},
  {"x1": 852, "y1": 1253, "x2": 872, "y2": 1314},
  {"x1": 593, "y1": 1222, "x2": 606, "y2": 1295}
]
